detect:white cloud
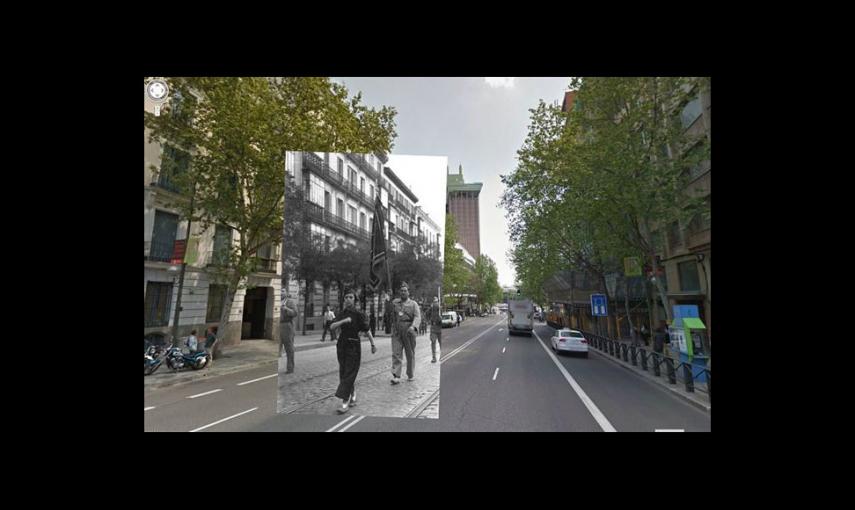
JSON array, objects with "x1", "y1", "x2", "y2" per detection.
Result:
[{"x1": 484, "y1": 77, "x2": 516, "y2": 89}]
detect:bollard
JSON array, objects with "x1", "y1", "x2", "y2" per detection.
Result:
[
  {"x1": 652, "y1": 352, "x2": 660, "y2": 376},
  {"x1": 640, "y1": 349, "x2": 648, "y2": 371},
  {"x1": 707, "y1": 370, "x2": 711, "y2": 405},
  {"x1": 665, "y1": 357, "x2": 676, "y2": 384},
  {"x1": 630, "y1": 345, "x2": 637, "y2": 366},
  {"x1": 614, "y1": 341, "x2": 621, "y2": 359},
  {"x1": 683, "y1": 363, "x2": 694, "y2": 392},
  {"x1": 622, "y1": 344, "x2": 629, "y2": 362},
  {"x1": 608, "y1": 340, "x2": 614, "y2": 356}
]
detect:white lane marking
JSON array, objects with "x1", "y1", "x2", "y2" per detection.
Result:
[
  {"x1": 326, "y1": 415, "x2": 356, "y2": 432},
  {"x1": 440, "y1": 318, "x2": 505, "y2": 362},
  {"x1": 186, "y1": 389, "x2": 223, "y2": 399},
  {"x1": 189, "y1": 407, "x2": 258, "y2": 432},
  {"x1": 533, "y1": 330, "x2": 617, "y2": 432},
  {"x1": 338, "y1": 415, "x2": 366, "y2": 432},
  {"x1": 502, "y1": 347, "x2": 506, "y2": 353},
  {"x1": 493, "y1": 367, "x2": 500, "y2": 381},
  {"x1": 145, "y1": 406, "x2": 156, "y2": 411},
  {"x1": 507, "y1": 337, "x2": 509, "y2": 342},
  {"x1": 655, "y1": 429, "x2": 685, "y2": 432},
  {"x1": 237, "y1": 373, "x2": 277, "y2": 386},
  {"x1": 499, "y1": 328, "x2": 504, "y2": 332}
]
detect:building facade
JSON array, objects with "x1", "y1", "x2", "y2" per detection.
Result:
[
  {"x1": 284, "y1": 151, "x2": 443, "y2": 332},
  {"x1": 446, "y1": 164, "x2": 482, "y2": 260},
  {"x1": 144, "y1": 114, "x2": 282, "y2": 348}
]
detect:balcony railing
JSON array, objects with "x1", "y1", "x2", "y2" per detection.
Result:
[
  {"x1": 255, "y1": 257, "x2": 278, "y2": 273},
  {"x1": 347, "y1": 153, "x2": 381, "y2": 182},
  {"x1": 303, "y1": 152, "x2": 345, "y2": 190},
  {"x1": 146, "y1": 239, "x2": 176, "y2": 262},
  {"x1": 305, "y1": 201, "x2": 370, "y2": 241}
]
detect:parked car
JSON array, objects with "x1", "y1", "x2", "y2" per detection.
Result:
[{"x1": 550, "y1": 329, "x2": 589, "y2": 357}]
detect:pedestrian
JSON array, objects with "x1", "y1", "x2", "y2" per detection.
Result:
[
  {"x1": 420, "y1": 304, "x2": 428, "y2": 335},
  {"x1": 329, "y1": 289, "x2": 376, "y2": 414},
  {"x1": 640, "y1": 323, "x2": 650, "y2": 346},
  {"x1": 653, "y1": 323, "x2": 668, "y2": 354},
  {"x1": 456, "y1": 312, "x2": 461, "y2": 328},
  {"x1": 429, "y1": 296, "x2": 442, "y2": 363},
  {"x1": 369, "y1": 306, "x2": 376, "y2": 337},
  {"x1": 203, "y1": 326, "x2": 218, "y2": 368},
  {"x1": 390, "y1": 282, "x2": 421, "y2": 384},
  {"x1": 280, "y1": 293, "x2": 297, "y2": 373},
  {"x1": 185, "y1": 329, "x2": 200, "y2": 354},
  {"x1": 321, "y1": 304, "x2": 336, "y2": 342}
]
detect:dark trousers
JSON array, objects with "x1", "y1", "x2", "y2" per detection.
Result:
[
  {"x1": 335, "y1": 338, "x2": 361, "y2": 401},
  {"x1": 321, "y1": 320, "x2": 336, "y2": 341}
]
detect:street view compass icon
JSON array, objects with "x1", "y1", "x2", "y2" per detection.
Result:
[{"x1": 145, "y1": 79, "x2": 169, "y2": 116}]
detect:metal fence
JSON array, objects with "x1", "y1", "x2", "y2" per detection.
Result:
[{"x1": 581, "y1": 330, "x2": 711, "y2": 405}]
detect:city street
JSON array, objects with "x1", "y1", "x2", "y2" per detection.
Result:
[{"x1": 144, "y1": 314, "x2": 710, "y2": 431}]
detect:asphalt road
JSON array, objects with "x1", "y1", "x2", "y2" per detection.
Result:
[{"x1": 144, "y1": 315, "x2": 710, "y2": 432}]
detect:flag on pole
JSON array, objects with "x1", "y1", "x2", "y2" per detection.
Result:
[{"x1": 369, "y1": 196, "x2": 388, "y2": 293}]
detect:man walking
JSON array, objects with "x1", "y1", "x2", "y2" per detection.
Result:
[
  {"x1": 429, "y1": 296, "x2": 442, "y2": 363},
  {"x1": 390, "y1": 282, "x2": 421, "y2": 384},
  {"x1": 280, "y1": 293, "x2": 297, "y2": 373}
]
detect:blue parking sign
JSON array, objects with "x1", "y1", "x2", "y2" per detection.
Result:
[{"x1": 591, "y1": 294, "x2": 608, "y2": 317}]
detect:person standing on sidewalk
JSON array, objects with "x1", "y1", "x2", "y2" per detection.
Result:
[
  {"x1": 280, "y1": 293, "x2": 297, "y2": 373},
  {"x1": 330, "y1": 289, "x2": 376, "y2": 414},
  {"x1": 653, "y1": 323, "x2": 668, "y2": 354},
  {"x1": 321, "y1": 304, "x2": 336, "y2": 342},
  {"x1": 369, "y1": 306, "x2": 376, "y2": 337},
  {"x1": 429, "y1": 296, "x2": 442, "y2": 363},
  {"x1": 390, "y1": 282, "x2": 421, "y2": 384}
]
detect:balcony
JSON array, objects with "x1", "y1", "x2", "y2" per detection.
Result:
[
  {"x1": 255, "y1": 257, "x2": 278, "y2": 274},
  {"x1": 347, "y1": 153, "x2": 381, "y2": 182},
  {"x1": 145, "y1": 239, "x2": 176, "y2": 263},
  {"x1": 303, "y1": 152, "x2": 345, "y2": 190},
  {"x1": 305, "y1": 201, "x2": 370, "y2": 242},
  {"x1": 346, "y1": 181, "x2": 375, "y2": 208}
]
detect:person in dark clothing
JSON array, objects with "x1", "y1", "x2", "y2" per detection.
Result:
[
  {"x1": 330, "y1": 289, "x2": 376, "y2": 414},
  {"x1": 369, "y1": 308, "x2": 376, "y2": 337},
  {"x1": 653, "y1": 325, "x2": 668, "y2": 354}
]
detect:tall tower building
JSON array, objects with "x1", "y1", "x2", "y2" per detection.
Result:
[{"x1": 446, "y1": 164, "x2": 482, "y2": 259}]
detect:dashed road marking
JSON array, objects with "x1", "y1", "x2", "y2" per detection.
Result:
[
  {"x1": 237, "y1": 374, "x2": 277, "y2": 386},
  {"x1": 186, "y1": 389, "x2": 223, "y2": 399},
  {"x1": 190, "y1": 407, "x2": 257, "y2": 432},
  {"x1": 145, "y1": 406, "x2": 156, "y2": 411},
  {"x1": 493, "y1": 368, "x2": 500, "y2": 381}
]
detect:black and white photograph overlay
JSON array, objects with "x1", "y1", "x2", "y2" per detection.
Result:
[{"x1": 278, "y1": 152, "x2": 447, "y2": 419}]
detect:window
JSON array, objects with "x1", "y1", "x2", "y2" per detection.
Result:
[
  {"x1": 370, "y1": 184, "x2": 374, "y2": 200},
  {"x1": 678, "y1": 260, "x2": 701, "y2": 291},
  {"x1": 337, "y1": 199, "x2": 344, "y2": 218},
  {"x1": 349, "y1": 206, "x2": 357, "y2": 225},
  {"x1": 206, "y1": 284, "x2": 227, "y2": 322},
  {"x1": 337, "y1": 158, "x2": 344, "y2": 175},
  {"x1": 348, "y1": 167, "x2": 357, "y2": 185},
  {"x1": 377, "y1": 161, "x2": 382, "y2": 173},
  {"x1": 150, "y1": 210, "x2": 179, "y2": 262},
  {"x1": 212, "y1": 225, "x2": 232, "y2": 266},
  {"x1": 668, "y1": 221, "x2": 683, "y2": 250},
  {"x1": 681, "y1": 96, "x2": 703, "y2": 129},
  {"x1": 360, "y1": 212, "x2": 366, "y2": 231},
  {"x1": 309, "y1": 173, "x2": 325, "y2": 206},
  {"x1": 324, "y1": 191, "x2": 331, "y2": 212},
  {"x1": 360, "y1": 177, "x2": 365, "y2": 195},
  {"x1": 145, "y1": 281, "x2": 173, "y2": 327},
  {"x1": 159, "y1": 145, "x2": 191, "y2": 193}
]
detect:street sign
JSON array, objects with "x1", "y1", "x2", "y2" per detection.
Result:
[{"x1": 591, "y1": 294, "x2": 608, "y2": 317}]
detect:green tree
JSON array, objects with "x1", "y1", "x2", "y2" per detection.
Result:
[
  {"x1": 472, "y1": 255, "x2": 502, "y2": 311},
  {"x1": 503, "y1": 77, "x2": 709, "y2": 332},
  {"x1": 442, "y1": 214, "x2": 469, "y2": 308},
  {"x1": 145, "y1": 77, "x2": 397, "y2": 353}
]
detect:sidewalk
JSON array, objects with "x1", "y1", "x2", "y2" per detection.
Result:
[
  {"x1": 587, "y1": 337, "x2": 711, "y2": 413},
  {"x1": 144, "y1": 329, "x2": 397, "y2": 391}
]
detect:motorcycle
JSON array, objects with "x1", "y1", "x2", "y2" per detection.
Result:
[
  {"x1": 165, "y1": 344, "x2": 210, "y2": 371},
  {"x1": 144, "y1": 342, "x2": 168, "y2": 376}
]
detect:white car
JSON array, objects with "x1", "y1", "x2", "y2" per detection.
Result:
[
  {"x1": 441, "y1": 313, "x2": 456, "y2": 328},
  {"x1": 551, "y1": 329, "x2": 589, "y2": 357}
]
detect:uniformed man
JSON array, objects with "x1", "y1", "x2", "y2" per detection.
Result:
[
  {"x1": 390, "y1": 282, "x2": 421, "y2": 384},
  {"x1": 429, "y1": 296, "x2": 442, "y2": 363}
]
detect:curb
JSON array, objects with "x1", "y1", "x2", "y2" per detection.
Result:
[{"x1": 589, "y1": 348, "x2": 711, "y2": 414}]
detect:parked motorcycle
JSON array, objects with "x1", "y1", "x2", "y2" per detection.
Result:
[
  {"x1": 144, "y1": 342, "x2": 168, "y2": 376},
  {"x1": 165, "y1": 345, "x2": 210, "y2": 371}
]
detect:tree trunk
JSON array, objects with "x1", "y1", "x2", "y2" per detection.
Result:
[
  {"x1": 639, "y1": 219, "x2": 672, "y2": 323},
  {"x1": 623, "y1": 275, "x2": 634, "y2": 342},
  {"x1": 302, "y1": 279, "x2": 312, "y2": 335},
  {"x1": 214, "y1": 271, "x2": 243, "y2": 360}
]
